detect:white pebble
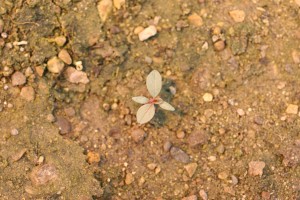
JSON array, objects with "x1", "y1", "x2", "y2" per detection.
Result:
[
  {"x1": 208, "y1": 156, "x2": 216, "y2": 161},
  {"x1": 13, "y1": 41, "x2": 28, "y2": 46},
  {"x1": 1, "y1": 32, "x2": 8, "y2": 38},
  {"x1": 237, "y1": 108, "x2": 245, "y2": 116},
  {"x1": 203, "y1": 93, "x2": 213, "y2": 102},
  {"x1": 11, "y1": 128, "x2": 19, "y2": 136},
  {"x1": 75, "y1": 61, "x2": 83, "y2": 71},
  {"x1": 138, "y1": 25, "x2": 157, "y2": 41}
]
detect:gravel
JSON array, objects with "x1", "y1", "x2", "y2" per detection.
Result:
[
  {"x1": 138, "y1": 25, "x2": 157, "y2": 41},
  {"x1": 47, "y1": 57, "x2": 65, "y2": 74},
  {"x1": 248, "y1": 161, "x2": 266, "y2": 177},
  {"x1": 170, "y1": 147, "x2": 190, "y2": 163},
  {"x1": 11, "y1": 72, "x2": 26, "y2": 86}
]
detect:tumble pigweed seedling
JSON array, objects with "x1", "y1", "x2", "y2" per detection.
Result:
[{"x1": 132, "y1": 70, "x2": 175, "y2": 124}]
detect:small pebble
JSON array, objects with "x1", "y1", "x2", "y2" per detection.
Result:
[
  {"x1": 30, "y1": 164, "x2": 58, "y2": 186},
  {"x1": 237, "y1": 108, "x2": 245, "y2": 116},
  {"x1": 58, "y1": 49, "x2": 72, "y2": 65},
  {"x1": 64, "y1": 67, "x2": 89, "y2": 84},
  {"x1": 47, "y1": 114, "x2": 55, "y2": 122},
  {"x1": 11, "y1": 128, "x2": 19, "y2": 136},
  {"x1": 248, "y1": 161, "x2": 266, "y2": 177},
  {"x1": 55, "y1": 116, "x2": 72, "y2": 134},
  {"x1": 188, "y1": 130, "x2": 209, "y2": 147},
  {"x1": 134, "y1": 26, "x2": 144, "y2": 35},
  {"x1": 170, "y1": 147, "x2": 190, "y2": 163},
  {"x1": 113, "y1": 0, "x2": 125, "y2": 9},
  {"x1": 54, "y1": 36, "x2": 67, "y2": 47},
  {"x1": 177, "y1": 131, "x2": 185, "y2": 139},
  {"x1": 102, "y1": 103, "x2": 110, "y2": 111},
  {"x1": 111, "y1": 102, "x2": 118, "y2": 110},
  {"x1": 163, "y1": 141, "x2": 172, "y2": 152},
  {"x1": 203, "y1": 93, "x2": 213, "y2": 102},
  {"x1": 1, "y1": 32, "x2": 8, "y2": 38},
  {"x1": 213, "y1": 40, "x2": 225, "y2": 51},
  {"x1": 229, "y1": 10, "x2": 246, "y2": 22},
  {"x1": 261, "y1": 191, "x2": 271, "y2": 200},
  {"x1": 20, "y1": 86, "x2": 35, "y2": 101},
  {"x1": 188, "y1": 13, "x2": 203, "y2": 27},
  {"x1": 147, "y1": 163, "x2": 157, "y2": 170},
  {"x1": 169, "y1": 86, "x2": 176, "y2": 95},
  {"x1": 47, "y1": 57, "x2": 65, "y2": 74},
  {"x1": 138, "y1": 177, "x2": 145, "y2": 186},
  {"x1": 11, "y1": 148, "x2": 27, "y2": 162},
  {"x1": 199, "y1": 190, "x2": 208, "y2": 200},
  {"x1": 138, "y1": 25, "x2": 157, "y2": 41},
  {"x1": 97, "y1": 0, "x2": 113, "y2": 22},
  {"x1": 11, "y1": 71, "x2": 26, "y2": 86},
  {"x1": 87, "y1": 151, "x2": 100, "y2": 164},
  {"x1": 286, "y1": 104, "x2": 298, "y2": 114},
  {"x1": 145, "y1": 56, "x2": 152, "y2": 64},
  {"x1": 202, "y1": 41, "x2": 208, "y2": 50},
  {"x1": 35, "y1": 66, "x2": 45, "y2": 77},
  {"x1": 218, "y1": 171, "x2": 229, "y2": 180},
  {"x1": 231, "y1": 175, "x2": 239, "y2": 185},
  {"x1": 216, "y1": 144, "x2": 225, "y2": 154},
  {"x1": 292, "y1": 50, "x2": 300, "y2": 64},
  {"x1": 25, "y1": 67, "x2": 33, "y2": 77},
  {"x1": 131, "y1": 128, "x2": 147, "y2": 143},
  {"x1": 182, "y1": 195, "x2": 197, "y2": 200},
  {"x1": 74, "y1": 61, "x2": 83, "y2": 71},
  {"x1": 184, "y1": 163, "x2": 198, "y2": 178},
  {"x1": 254, "y1": 116, "x2": 264, "y2": 125},
  {"x1": 155, "y1": 166, "x2": 161, "y2": 174},
  {"x1": 125, "y1": 172, "x2": 134, "y2": 185},
  {"x1": 208, "y1": 156, "x2": 216, "y2": 161},
  {"x1": 37, "y1": 156, "x2": 44, "y2": 165}
]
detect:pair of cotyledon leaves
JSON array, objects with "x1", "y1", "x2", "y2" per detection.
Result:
[{"x1": 132, "y1": 70, "x2": 175, "y2": 124}]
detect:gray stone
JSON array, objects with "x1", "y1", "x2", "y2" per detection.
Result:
[{"x1": 170, "y1": 147, "x2": 190, "y2": 163}]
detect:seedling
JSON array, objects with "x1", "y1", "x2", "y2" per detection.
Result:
[{"x1": 132, "y1": 70, "x2": 175, "y2": 124}]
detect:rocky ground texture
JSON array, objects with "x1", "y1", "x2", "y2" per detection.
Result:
[{"x1": 0, "y1": 0, "x2": 300, "y2": 199}]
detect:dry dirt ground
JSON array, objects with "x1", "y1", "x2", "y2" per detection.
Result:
[{"x1": 0, "y1": 0, "x2": 300, "y2": 199}]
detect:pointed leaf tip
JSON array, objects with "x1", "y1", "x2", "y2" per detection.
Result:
[
  {"x1": 146, "y1": 70, "x2": 162, "y2": 98},
  {"x1": 136, "y1": 104, "x2": 155, "y2": 124}
]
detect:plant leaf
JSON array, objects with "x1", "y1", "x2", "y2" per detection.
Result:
[
  {"x1": 136, "y1": 104, "x2": 155, "y2": 124},
  {"x1": 159, "y1": 101, "x2": 175, "y2": 111},
  {"x1": 132, "y1": 96, "x2": 149, "y2": 104},
  {"x1": 146, "y1": 70, "x2": 162, "y2": 97}
]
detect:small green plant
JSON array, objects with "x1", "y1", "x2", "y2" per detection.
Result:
[{"x1": 132, "y1": 70, "x2": 175, "y2": 124}]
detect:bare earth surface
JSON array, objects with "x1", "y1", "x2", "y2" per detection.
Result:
[{"x1": 0, "y1": 0, "x2": 300, "y2": 199}]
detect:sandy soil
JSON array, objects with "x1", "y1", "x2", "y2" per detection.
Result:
[{"x1": 0, "y1": 0, "x2": 300, "y2": 199}]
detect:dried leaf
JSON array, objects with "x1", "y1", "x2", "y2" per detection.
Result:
[
  {"x1": 159, "y1": 101, "x2": 175, "y2": 111},
  {"x1": 137, "y1": 104, "x2": 155, "y2": 124},
  {"x1": 132, "y1": 96, "x2": 149, "y2": 104},
  {"x1": 146, "y1": 70, "x2": 162, "y2": 97}
]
